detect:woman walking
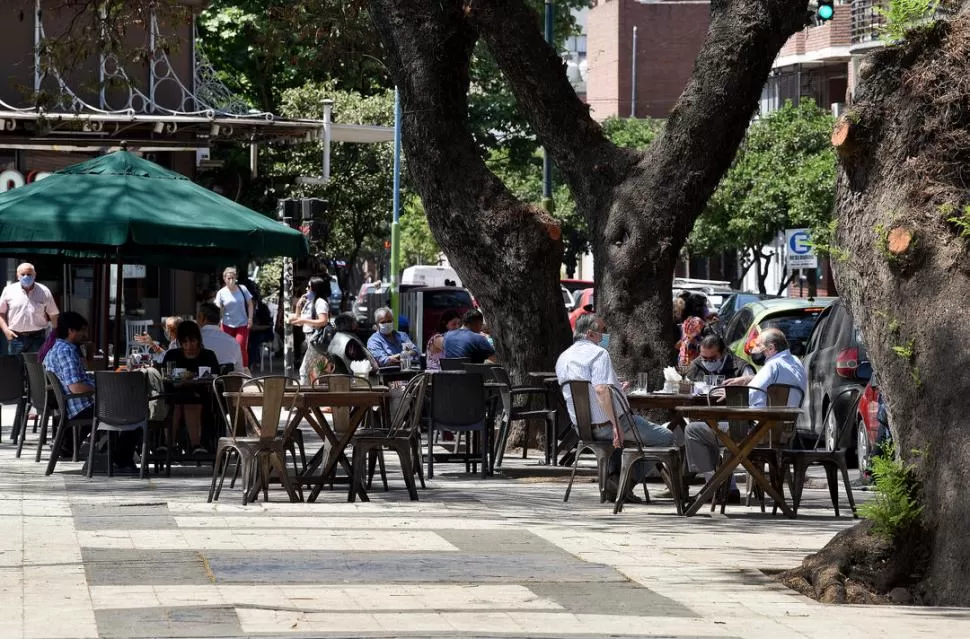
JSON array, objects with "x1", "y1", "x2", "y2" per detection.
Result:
[
  {"x1": 214, "y1": 267, "x2": 254, "y2": 367},
  {"x1": 289, "y1": 276, "x2": 331, "y2": 384}
]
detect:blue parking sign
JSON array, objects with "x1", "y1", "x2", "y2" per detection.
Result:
[{"x1": 785, "y1": 228, "x2": 817, "y2": 269}]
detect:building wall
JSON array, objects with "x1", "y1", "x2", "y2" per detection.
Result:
[
  {"x1": 777, "y1": 11, "x2": 852, "y2": 62},
  {"x1": 587, "y1": 0, "x2": 710, "y2": 120}
]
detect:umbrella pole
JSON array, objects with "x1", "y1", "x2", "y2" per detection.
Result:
[
  {"x1": 101, "y1": 261, "x2": 110, "y2": 360},
  {"x1": 114, "y1": 252, "x2": 123, "y2": 367}
]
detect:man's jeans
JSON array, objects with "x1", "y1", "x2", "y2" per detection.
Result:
[
  {"x1": 7, "y1": 331, "x2": 46, "y2": 356},
  {"x1": 593, "y1": 416, "x2": 677, "y2": 479}
]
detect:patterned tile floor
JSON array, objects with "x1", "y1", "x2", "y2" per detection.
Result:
[{"x1": 1, "y1": 405, "x2": 969, "y2": 638}]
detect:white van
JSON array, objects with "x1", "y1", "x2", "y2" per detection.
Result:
[{"x1": 401, "y1": 265, "x2": 462, "y2": 288}]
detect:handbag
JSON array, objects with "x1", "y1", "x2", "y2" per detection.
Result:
[{"x1": 307, "y1": 298, "x2": 334, "y2": 353}]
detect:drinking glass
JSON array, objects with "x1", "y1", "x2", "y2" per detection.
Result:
[
  {"x1": 165, "y1": 362, "x2": 175, "y2": 378},
  {"x1": 636, "y1": 372, "x2": 649, "y2": 393}
]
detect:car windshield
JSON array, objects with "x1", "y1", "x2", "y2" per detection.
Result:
[
  {"x1": 759, "y1": 309, "x2": 825, "y2": 357},
  {"x1": 562, "y1": 289, "x2": 573, "y2": 306},
  {"x1": 424, "y1": 290, "x2": 473, "y2": 309}
]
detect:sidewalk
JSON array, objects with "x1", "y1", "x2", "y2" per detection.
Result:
[{"x1": 1, "y1": 404, "x2": 968, "y2": 638}]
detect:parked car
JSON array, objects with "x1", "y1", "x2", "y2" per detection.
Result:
[
  {"x1": 328, "y1": 275, "x2": 342, "y2": 311},
  {"x1": 562, "y1": 285, "x2": 576, "y2": 312},
  {"x1": 723, "y1": 297, "x2": 835, "y2": 367},
  {"x1": 857, "y1": 373, "x2": 891, "y2": 481},
  {"x1": 561, "y1": 279, "x2": 593, "y2": 296},
  {"x1": 568, "y1": 288, "x2": 594, "y2": 330},
  {"x1": 717, "y1": 292, "x2": 778, "y2": 329},
  {"x1": 398, "y1": 285, "x2": 475, "y2": 347},
  {"x1": 795, "y1": 299, "x2": 872, "y2": 454},
  {"x1": 353, "y1": 281, "x2": 389, "y2": 324}
]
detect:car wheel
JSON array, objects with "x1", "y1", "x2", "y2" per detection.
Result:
[
  {"x1": 856, "y1": 419, "x2": 871, "y2": 481},
  {"x1": 823, "y1": 406, "x2": 838, "y2": 451}
]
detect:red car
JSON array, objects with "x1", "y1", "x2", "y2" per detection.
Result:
[
  {"x1": 568, "y1": 288, "x2": 594, "y2": 330},
  {"x1": 856, "y1": 374, "x2": 890, "y2": 480}
]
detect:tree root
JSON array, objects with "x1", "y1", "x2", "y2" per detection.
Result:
[{"x1": 777, "y1": 520, "x2": 929, "y2": 604}]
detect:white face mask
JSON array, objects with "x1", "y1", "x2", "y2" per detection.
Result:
[
  {"x1": 700, "y1": 358, "x2": 723, "y2": 373},
  {"x1": 378, "y1": 322, "x2": 394, "y2": 335}
]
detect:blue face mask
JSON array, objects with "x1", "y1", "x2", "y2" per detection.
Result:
[
  {"x1": 598, "y1": 333, "x2": 611, "y2": 349},
  {"x1": 19, "y1": 275, "x2": 34, "y2": 288},
  {"x1": 306, "y1": 291, "x2": 315, "y2": 302}
]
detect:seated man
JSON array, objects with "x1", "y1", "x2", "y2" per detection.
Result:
[
  {"x1": 683, "y1": 328, "x2": 807, "y2": 503},
  {"x1": 329, "y1": 312, "x2": 380, "y2": 375},
  {"x1": 442, "y1": 309, "x2": 496, "y2": 364},
  {"x1": 44, "y1": 311, "x2": 139, "y2": 471},
  {"x1": 366, "y1": 306, "x2": 416, "y2": 367},
  {"x1": 684, "y1": 333, "x2": 753, "y2": 382},
  {"x1": 197, "y1": 302, "x2": 245, "y2": 373},
  {"x1": 555, "y1": 313, "x2": 676, "y2": 503}
]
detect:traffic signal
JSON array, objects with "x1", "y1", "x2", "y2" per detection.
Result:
[{"x1": 817, "y1": 0, "x2": 834, "y2": 22}]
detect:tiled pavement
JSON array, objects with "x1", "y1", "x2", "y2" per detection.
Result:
[{"x1": 2, "y1": 405, "x2": 969, "y2": 638}]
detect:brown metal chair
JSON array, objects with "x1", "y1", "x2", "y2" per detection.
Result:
[
  {"x1": 0, "y1": 355, "x2": 26, "y2": 445},
  {"x1": 44, "y1": 370, "x2": 94, "y2": 475},
  {"x1": 561, "y1": 380, "x2": 613, "y2": 503}
]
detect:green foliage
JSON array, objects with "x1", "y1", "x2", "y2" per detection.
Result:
[
  {"x1": 892, "y1": 338, "x2": 915, "y2": 360},
  {"x1": 812, "y1": 218, "x2": 851, "y2": 263},
  {"x1": 398, "y1": 196, "x2": 442, "y2": 267},
  {"x1": 254, "y1": 258, "x2": 283, "y2": 299},
  {"x1": 689, "y1": 100, "x2": 837, "y2": 262},
  {"x1": 874, "y1": 0, "x2": 940, "y2": 43},
  {"x1": 271, "y1": 82, "x2": 394, "y2": 266},
  {"x1": 600, "y1": 117, "x2": 664, "y2": 149},
  {"x1": 944, "y1": 204, "x2": 970, "y2": 238},
  {"x1": 859, "y1": 443, "x2": 923, "y2": 540}
]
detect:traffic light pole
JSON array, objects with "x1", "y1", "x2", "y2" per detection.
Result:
[
  {"x1": 390, "y1": 88, "x2": 403, "y2": 330},
  {"x1": 541, "y1": 0, "x2": 555, "y2": 213}
]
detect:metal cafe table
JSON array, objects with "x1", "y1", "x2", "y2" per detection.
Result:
[
  {"x1": 224, "y1": 387, "x2": 389, "y2": 502},
  {"x1": 676, "y1": 405, "x2": 804, "y2": 518}
]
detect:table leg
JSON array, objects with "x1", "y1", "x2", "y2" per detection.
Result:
[
  {"x1": 716, "y1": 421, "x2": 793, "y2": 518},
  {"x1": 306, "y1": 407, "x2": 368, "y2": 503}
]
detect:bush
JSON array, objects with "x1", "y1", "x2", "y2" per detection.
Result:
[{"x1": 859, "y1": 443, "x2": 923, "y2": 540}]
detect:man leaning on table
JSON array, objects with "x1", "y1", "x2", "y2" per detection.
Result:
[
  {"x1": 683, "y1": 328, "x2": 807, "y2": 503},
  {"x1": 555, "y1": 313, "x2": 676, "y2": 503},
  {"x1": 0, "y1": 262, "x2": 59, "y2": 355}
]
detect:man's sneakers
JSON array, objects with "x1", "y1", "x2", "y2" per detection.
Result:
[{"x1": 604, "y1": 477, "x2": 644, "y2": 504}]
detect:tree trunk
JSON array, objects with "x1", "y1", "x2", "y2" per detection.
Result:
[{"x1": 826, "y1": 11, "x2": 970, "y2": 605}]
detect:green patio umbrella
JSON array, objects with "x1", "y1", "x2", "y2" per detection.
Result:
[{"x1": 0, "y1": 150, "x2": 308, "y2": 262}]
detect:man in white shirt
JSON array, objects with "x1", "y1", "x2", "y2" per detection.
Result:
[
  {"x1": 684, "y1": 328, "x2": 807, "y2": 500},
  {"x1": 197, "y1": 302, "x2": 245, "y2": 373},
  {"x1": 556, "y1": 313, "x2": 675, "y2": 502},
  {"x1": 0, "y1": 262, "x2": 59, "y2": 355}
]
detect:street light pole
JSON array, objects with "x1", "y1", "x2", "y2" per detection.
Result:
[
  {"x1": 542, "y1": 0, "x2": 555, "y2": 213},
  {"x1": 630, "y1": 25, "x2": 638, "y2": 118},
  {"x1": 277, "y1": 200, "x2": 295, "y2": 378}
]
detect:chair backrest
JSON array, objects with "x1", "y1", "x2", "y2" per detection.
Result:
[
  {"x1": 766, "y1": 383, "x2": 805, "y2": 408},
  {"x1": 388, "y1": 373, "x2": 429, "y2": 437},
  {"x1": 23, "y1": 353, "x2": 50, "y2": 409},
  {"x1": 431, "y1": 371, "x2": 485, "y2": 427},
  {"x1": 0, "y1": 355, "x2": 25, "y2": 403},
  {"x1": 44, "y1": 370, "x2": 68, "y2": 418},
  {"x1": 810, "y1": 385, "x2": 862, "y2": 450},
  {"x1": 707, "y1": 384, "x2": 767, "y2": 441},
  {"x1": 125, "y1": 319, "x2": 154, "y2": 352},
  {"x1": 609, "y1": 385, "x2": 648, "y2": 449},
  {"x1": 313, "y1": 374, "x2": 372, "y2": 390},
  {"x1": 213, "y1": 372, "x2": 254, "y2": 436},
  {"x1": 561, "y1": 379, "x2": 598, "y2": 443},
  {"x1": 463, "y1": 362, "x2": 499, "y2": 381},
  {"x1": 439, "y1": 357, "x2": 469, "y2": 371},
  {"x1": 240, "y1": 375, "x2": 300, "y2": 440},
  {"x1": 94, "y1": 371, "x2": 149, "y2": 426}
]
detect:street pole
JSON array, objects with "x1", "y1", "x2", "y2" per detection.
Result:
[
  {"x1": 278, "y1": 200, "x2": 295, "y2": 379},
  {"x1": 541, "y1": 0, "x2": 555, "y2": 213},
  {"x1": 630, "y1": 25, "x2": 638, "y2": 118},
  {"x1": 322, "y1": 99, "x2": 333, "y2": 183},
  {"x1": 390, "y1": 88, "x2": 402, "y2": 330}
]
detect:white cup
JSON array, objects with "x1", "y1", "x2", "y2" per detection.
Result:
[{"x1": 198, "y1": 366, "x2": 211, "y2": 378}]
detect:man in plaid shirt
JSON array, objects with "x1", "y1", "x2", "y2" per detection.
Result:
[{"x1": 44, "y1": 312, "x2": 139, "y2": 471}]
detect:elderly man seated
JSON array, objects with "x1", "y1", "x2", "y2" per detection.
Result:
[
  {"x1": 556, "y1": 313, "x2": 677, "y2": 503},
  {"x1": 367, "y1": 306, "x2": 416, "y2": 367},
  {"x1": 683, "y1": 327, "x2": 807, "y2": 504}
]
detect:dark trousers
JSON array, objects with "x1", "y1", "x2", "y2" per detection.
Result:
[
  {"x1": 75, "y1": 406, "x2": 142, "y2": 466},
  {"x1": 8, "y1": 331, "x2": 46, "y2": 355}
]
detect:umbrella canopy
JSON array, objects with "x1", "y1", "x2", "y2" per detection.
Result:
[{"x1": 0, "y1": 151, "x2": 308, "y2": 261}]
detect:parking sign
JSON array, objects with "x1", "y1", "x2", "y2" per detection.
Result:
[{"x1": 785, "y1": 228, "x2": 818, "y2": 270}]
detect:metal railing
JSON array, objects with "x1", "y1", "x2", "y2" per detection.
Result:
[{"x1": 851, "y1": 0, "x2": 885, "y2": 46}]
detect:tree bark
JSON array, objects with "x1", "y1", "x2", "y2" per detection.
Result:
[
  {"x1": 830, "y1": 11, "x2": 970, "y2": 604},
  {"x1": 368, "y1": 0, "x2": 572, "y2": 384},
  {"x1": 472, "y1": 0, "x2": 810, "y2": 376}
]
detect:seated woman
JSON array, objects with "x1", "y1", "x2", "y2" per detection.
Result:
[
  {"x1": 424, "y1": 309, "x2": 462, "y2": 371},
  {"x1": 162, "y1": 321, "x2": 220, "y2": 455}
]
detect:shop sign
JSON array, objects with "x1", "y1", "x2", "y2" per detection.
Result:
[{"x1": 0, "y1": 169, "x2": 53, "y2": 193}]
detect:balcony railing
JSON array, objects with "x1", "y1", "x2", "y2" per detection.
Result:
[{"x1": 851, "y1": 0, "x2": 885, "y2": 46}]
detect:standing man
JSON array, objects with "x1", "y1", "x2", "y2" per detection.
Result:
[
  {"x1": 366, "y1": 306, "x2": 416, "y2": 367},
  {"x1": 0, "y1": 262, "x2": 59, "y2": 355},
  {"x1": 442, "y1": 309, "x2": 496, "y2": 364}
]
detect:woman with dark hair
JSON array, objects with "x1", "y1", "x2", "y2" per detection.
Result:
[
  {"x1": 677, "y1": 291, "x2": 711, "y2": 367},
  {"x1": 162, "y1": 321, "x2": 220, "y2": 455},
  {"x1": 289, "y1": 275, "x2": 331, "y2": 383},
  {"x1": 425, "y1": 309, "x2": 463, "y2": 371}
]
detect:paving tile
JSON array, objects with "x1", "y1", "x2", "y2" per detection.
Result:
[{"x1": 95, "y1": 605, "x2": 242, "y2": 638}]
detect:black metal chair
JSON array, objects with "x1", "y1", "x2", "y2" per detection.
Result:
[
  {"x1": 438, "y1": 357, "x2": 470, "y2": 371},
  {"x1": 349, "y1": 373, "x2": 429, "y2": 502},
  {"x1": 560, "y1": 379, "x2": 613, "y2": 503},
  {"x1": 491, "y1": 366, "x2": 557, "y2": 468},
  {"x1": 428, "y1": 371, "x2": 488, "y2": 479},
  {"x1": 610, "y1": 386, "x2": 684, "y2": 515},
  {"x1": 17, "y1": 353, "x2": 50, "y2": 458},
  {"x1": 86, "y1": 371, "x2": 151, "y2": 478},
  {"x1": 780, "y1": 386, "x2": 860, "y2": 517},
  {"x1": 44, "y1": 370, "x2": 94, "y2": 475},
  {"x1": 0, "y1": 355, "x2": 26, "y2": 445}
]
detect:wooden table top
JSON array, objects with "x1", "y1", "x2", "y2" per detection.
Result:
[
  {"x1": 626, "y1": 392, "x2": 708, "y2": 409},
  {"x1": 223, "y1": 389, "x2": 388, "y2": 408},
  {"x1": 676, "y1": 406, "x2": 803, "y2": 421}
]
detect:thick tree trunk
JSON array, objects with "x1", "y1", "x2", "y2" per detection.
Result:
[
  {"x1": 368, "y1": 0, "x2": 572, "y2": 384},
  {"x1": 828, "y1": 11, "x2": 970, "y2": 605}
]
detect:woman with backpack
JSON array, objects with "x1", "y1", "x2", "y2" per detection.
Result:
[
  {"x1": 289, "y1": 276, "x2": 331, "y2": 384},
  {"x1": 214, "y1": 266, "x2": 254, "y2": 367}
]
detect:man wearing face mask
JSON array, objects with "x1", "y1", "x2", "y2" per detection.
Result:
[
  {"x1": 367, "y1": 306, "x2": 417, "y2": 367},
  {"x1": 683, "y1": 328, "x2": 806, "y2": 503},
  {"x1": 0, "y1": 262, "x2": 59, "y2": 355},
  {"x1": 684, "y1": 334, "x2": 753, "y2": 382},
  {"x1": 556, "y1": 313, "x2": 676, "y2": 503}
]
